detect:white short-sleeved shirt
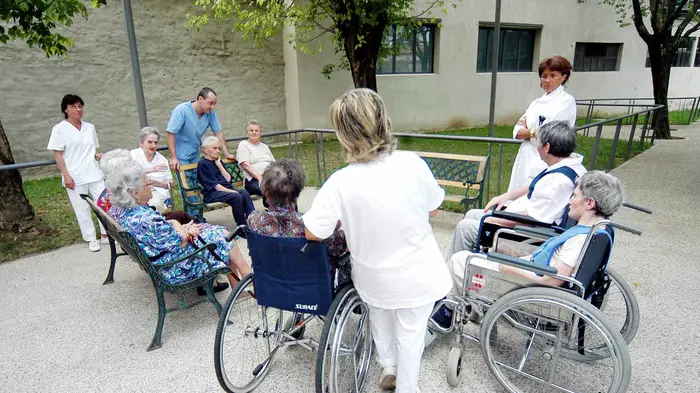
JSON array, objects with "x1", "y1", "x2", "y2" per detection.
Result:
[
  {"x1": 46, "y1": 120, "x2": 104, "y2": 186},
  {"x1": 303, "y1": 151, "x2": 453, "y2": 309},
  {"x1": 236, "y1": 140, "x2": 275, "y2": 180},
  {"x1": 506, "y1": 153, "x2": 586, "y2": 224},
  {"x1": 130, "y1": 148, "x2": 173, "y2": 196}
]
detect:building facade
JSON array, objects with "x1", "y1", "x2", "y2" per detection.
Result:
[{"x1": 283, "y1": 0, "x2": 700, "y2": 130}]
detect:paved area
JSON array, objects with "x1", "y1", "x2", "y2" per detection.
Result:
[{"x1": 1, "y1": 124, "x2": 698, "y2": 392}]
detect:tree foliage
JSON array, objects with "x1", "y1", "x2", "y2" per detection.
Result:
[
  {"x1": 0, "y1": 0, "x2": 106, "y2": 57},
  {"x1": 583, "y1": 0, "x2": 700, "y2": 138},
  {"x1": 186, "y1": 0, "x2": 457, "y2": 90}
]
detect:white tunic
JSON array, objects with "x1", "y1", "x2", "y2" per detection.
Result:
[
  {"x1": 506, "y1": 153, "x2": 586, "y2": 225},
  {"x1": 46, "y1": 120, "x2": 104, "y2": 187},
  {"x1": 508, "y1": 85, "x2": 577, "y2": 192},
  {"x1": 236, "y1": 140, "x2": 275, "y2": 180},
  {"x1": 303, "y1": 151, "x2": 453, "y2": 309},
  {"x1": 130, "y1": 148, "x2": 173, "y2": 201}
]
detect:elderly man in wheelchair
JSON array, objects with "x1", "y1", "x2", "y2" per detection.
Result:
[{"x1": 429, "y1": 170, "x2": 643, "y2": 393}]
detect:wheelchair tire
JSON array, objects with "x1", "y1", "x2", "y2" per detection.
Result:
[
  {"x1": 480, "y1": 287, "x2": 631, "y2": 393},
  {"x1": 315, "y1": 285, "x2": 373, "y2": 393},
  {"x1": 446, "y1": 346, "x2": 462, "y2": 387},
  {"x1": 214, "y1": 274, "x2": 281, "y2": 393},
  {"x1": 601, "y1": 268, "x2": 640, "y2": 346}
]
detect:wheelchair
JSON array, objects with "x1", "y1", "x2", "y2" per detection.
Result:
[
  {"x1": 430, "y1": 204, "x2": 649, "y2": 393},
  {"x1": 213, "y1": 227, "x2": 372, "y2": 393}
]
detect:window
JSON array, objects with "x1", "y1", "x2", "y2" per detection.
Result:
[
  {"x1": 476, "y1": 26, "x2": 537, "y2": 72},
  {"x1": 695, "y1": 41, "x2": 700, "y2": 67},
  {"x1": 573, "y1": 43, "x2": 622, "y2": 72},
  {"x1": 646, "y1": 37, "x2": 694, "y2": 67},
  {"x1": 377, "y1": 24, "x2": 436, "y2": 74}
]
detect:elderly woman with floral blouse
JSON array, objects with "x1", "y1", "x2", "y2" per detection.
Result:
[
  {"x1": 104, "y1": 155, "x2": 251, "y2": 287},
  {"x1": 247, "y1": 158, "x2": 349, "y2": 284}
]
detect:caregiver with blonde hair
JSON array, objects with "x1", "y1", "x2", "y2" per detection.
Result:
[{"x1": 303, "y1": 88, "x2": 452, "y2": 393}]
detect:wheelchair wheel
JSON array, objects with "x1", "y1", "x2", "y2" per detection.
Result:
[
  {"x1": 481, "y1": 287, "x2": 631, "y2": 393},
  {"x1": 315, "y1": 286, "x2": 373, "y2": 393},
  {"x1": 600, "y1": 268, "x2": 640, "y2": 345},
  {"x1": 446, "y1": 346, "x2": 462, "y2": 387},
  {"x1": 214, "y1": 274, "x2": 282, "y2": 393}
]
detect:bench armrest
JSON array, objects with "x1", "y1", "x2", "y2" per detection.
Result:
[
  {"x1": 490, "y1": 209, "x2": 554, "y2": 228},
  {"x1": 153, "y1": 243, "x2": 218, "y2": 270},
  {"x1": 486, "y1": 252, "x2": 558, "y2": 276}
]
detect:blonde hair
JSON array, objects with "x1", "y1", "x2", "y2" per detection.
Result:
[{"x1": 329, "y1": 88, "x2": 396, "y2": 163}]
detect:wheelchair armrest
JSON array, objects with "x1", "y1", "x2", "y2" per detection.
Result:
[
  {"x1": 226, "y1": 225, "x2": 247, "y2": 242},
  {"x1": 513, "y1": 225, "x2": 559, "y2": 239},
  {"x1": 490, "y1": 210, "x2": 553, "y2": 228},
  {"x1": 486, "y1": 252, "x2": 558, "y2": 276}
]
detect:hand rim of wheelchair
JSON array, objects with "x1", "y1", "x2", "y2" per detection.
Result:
[
  {"x1": 315, "y1": 285, "x2": 373, "y2": 393},
  {"x1": 479, "y1": 286, "x2": 631, "y2": 393}
]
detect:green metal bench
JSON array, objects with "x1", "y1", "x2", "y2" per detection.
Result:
[
  {"x1": 81, "y1": 194, "x2": 232, "y2": 351},
  {"x1": 174, "y1": 158, "x2": 244, "y2": 223},
  {"x1": 413, "y1": 151, "x2": 490, "y2": 212}
]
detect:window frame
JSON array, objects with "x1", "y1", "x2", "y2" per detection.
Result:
[
  {"x1": 573, "y1": 42, "x2": 623, "y2": 72},
  {"x1": 377, "y1": 23, "x2": 437, "y2": 75},
  {"x1": 476, "y1": 23, "x2": 540, "y2": 73}
]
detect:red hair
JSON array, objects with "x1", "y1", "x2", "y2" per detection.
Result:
[{"x1": 538, "y1": 56, "x2": 572, "y2": 84}]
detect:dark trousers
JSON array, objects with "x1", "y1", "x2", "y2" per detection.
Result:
[
  {"x1": 205, "y1": 189, "x2": 255, "y2": 227},
  {"x1": 245, "y1": 178, "x2": 269, "y2": 208}
]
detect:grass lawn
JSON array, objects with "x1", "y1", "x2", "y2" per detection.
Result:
[{"x1": 0, "y1": 125, "x2": 652, "y2": 263}]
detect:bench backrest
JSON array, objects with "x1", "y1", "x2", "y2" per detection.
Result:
[
  {"x1": 82, "y1": 195, "x2": 166, "y2": 284},
  {"x1": 174, "y1": 158, "x2": 244, "y2": 220},
  {"x1": 246, "y1": 230, "x2": 333, "y2": 316},
  {"x1": 414, "y1": 151, "x2": 489, "y2": 188}
]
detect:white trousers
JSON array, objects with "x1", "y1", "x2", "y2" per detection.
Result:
[
  {"x1": 369, "y1": 303, "x2": 434, "y2": 393},
  {"x1": 148, "y1": 188, "x2": 170, "y2": 213},
  {"x1": 65, "y1": 181, "x2": 106, "y2": 242}
]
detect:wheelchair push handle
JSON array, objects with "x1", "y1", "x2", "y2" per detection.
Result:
[
  {"x1": 609, "y1": 221, "x2": 643, "y2": 236},
  {"x1": 622, "y1": 201, "x2": 652, "y2": 215},
  {"x1": 226, "y1": 225, "x2": 248, "y2": 242}
]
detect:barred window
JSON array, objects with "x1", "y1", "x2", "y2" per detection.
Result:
[
  {"x1": 477, "y1": 26, "x2": 537, "y2": 72},
  {"x1": 574, "y1": 43, "x2": 622, "y2": 72},
  {"x1": 377, "y1": 24, "x2": 436, "y2": 74}
]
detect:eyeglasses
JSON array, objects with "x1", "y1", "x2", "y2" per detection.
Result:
[{"x1": 144, "y1": 181, "x2": 155, "y2": 188}]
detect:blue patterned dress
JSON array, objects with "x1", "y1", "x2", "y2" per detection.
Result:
[{"x1": 112, "y1": 205, "x2": 232, "y2": 284}]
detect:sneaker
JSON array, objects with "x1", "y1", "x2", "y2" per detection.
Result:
[
  {"x1": 88, "y1": 240, "x2": 101, "y2": 252},
  {"x1": 379, "y1": 366, "x2": 397, "y2": 390},
  {"x1": 100, "y1": 236, "x2": 109, "y2": 244},
  {"x1": 430, "y1": 305, "x2": 453, "y2": 329}
]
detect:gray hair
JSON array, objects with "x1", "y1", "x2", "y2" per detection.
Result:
[
  {"x1": 330, "y1": 88, "x2": 396, "y2": 163},
  {"x1": 138, "y1": 126, "x2": 160, "y2": 143},
  {"x1": 539, "y1": 121, "x2": 577, "y2": 158},
  {"x1": 202, "y1": 135, "x2": 220, "y2": 149},
  {"x1": 247, "y1": 119, "x2": 262, "y2": 131},
  {"x1": 100, "y1": 149, "x2": 131, "y2": 174},
  {"x1": 260, "y1": 158, "x2": 306, "y2": 206},
  {"x1": 579, "y1": 170, "x2": 624, "y2": 217},
  {"x1": 104, "y1": 159, "x2": 145, "y2": 209}
]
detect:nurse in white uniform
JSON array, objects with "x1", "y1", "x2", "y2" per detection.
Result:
[{"x1": 508, "y1": 55, "x2": 577, "y2": 192}]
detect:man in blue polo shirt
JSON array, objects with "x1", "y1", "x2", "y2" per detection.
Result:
[{"x1": 166, "y1": 87, "x2": 236, "y2": 170}]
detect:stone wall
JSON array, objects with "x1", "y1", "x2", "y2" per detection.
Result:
[{"x1": 0, "y1": 0, "x2": 286, "y2": 178}]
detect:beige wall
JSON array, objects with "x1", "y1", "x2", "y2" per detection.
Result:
[
  {"x1": 284, "y1": 0, "x2": 700, "y2": 131},
  {"x1": 0, "y1": 0, "x2": 286, "y2": 177}
]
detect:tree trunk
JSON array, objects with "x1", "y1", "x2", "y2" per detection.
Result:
[
  {"x1": 337, "y1": 5, "x2": 387, "y2": 92},
  {"x1": 647, "y1": 42, "x2": 673, "y2": 139},
  {"x1": 0, "y1": 119, "x2": 36, "y2": 232}
]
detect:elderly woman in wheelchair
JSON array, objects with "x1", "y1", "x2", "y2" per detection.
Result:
[
  {"x1": 213, "y1": 160, "x2": 367, "y2": 393},
  {"x1": 430, "y1": 170, "x2": 642, "y2": 393}
]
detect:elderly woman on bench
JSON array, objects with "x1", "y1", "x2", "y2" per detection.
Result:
[
  {"x1": 431, "y1": 170, "x2": 624, "y2": 329},
  {"x1": 247, "y1": 158, "x2": 349, "y2": 284},
  {"x1": 104, "y1": 157, "x2": 251, "y2": 288}
]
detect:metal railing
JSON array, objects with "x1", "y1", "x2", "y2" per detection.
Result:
[
  {"x1": 1, "y1": 102, "x2": 663, "y2": 206},
  {"x1": 577, "y1": 96, "x2": 700, "y2": 125}
]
